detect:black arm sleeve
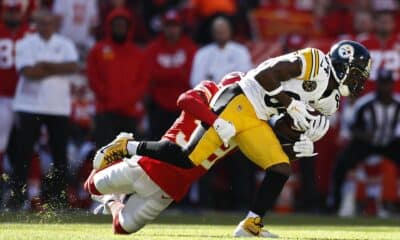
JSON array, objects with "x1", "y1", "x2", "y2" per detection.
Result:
[
  {"x1": 350, "y1": 104, "x2": 367, "y2": 132},
  {"x1": 136, "y1": 140, "x2": 195, "y2": 168}
]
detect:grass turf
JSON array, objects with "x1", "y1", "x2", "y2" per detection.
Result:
[{"x1": 0, "y1": 211, "x2": 399, "y2": 240}]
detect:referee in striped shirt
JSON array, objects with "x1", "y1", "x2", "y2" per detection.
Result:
[{"x1": 331, "y1": 69, "x2": 400, "y2": 210}]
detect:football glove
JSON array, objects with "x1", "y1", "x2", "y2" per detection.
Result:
[
  {"x1": 287, "y1": 99, "x2": 316, "y2": 131},
  {"x1": 213, "y1": 118, "x2": 236, "y2": 147},
  {"x1": 310, "y1": 89, "x2": 340, "y2": 116},
  {"x1": 293, "y1": 135, "x2": 317, "y2": 158},
  {"x1": 304, "y1": 115, "x2": 330, "y2": 142}
]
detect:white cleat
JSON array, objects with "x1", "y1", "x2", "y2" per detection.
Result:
[
  {"x1": 233, "y1": 217, "x2": 279, "y2": 238},
  {"x1": 93, "y1": 132, "x2": 134, "y2": 170}
]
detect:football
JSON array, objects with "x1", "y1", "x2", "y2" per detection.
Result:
[{"x1": 274, "y1": 109, "x2": 322, "y2": 142}]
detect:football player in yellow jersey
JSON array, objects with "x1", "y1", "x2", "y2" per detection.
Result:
[{"x1": 94, "y1": 40, "x2": 371, "y2": 238}]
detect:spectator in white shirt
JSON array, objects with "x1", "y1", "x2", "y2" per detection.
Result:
[
  {"x1": 190, "y1": 16, "x2": 252, "y2": 87},
  {"x1": 8, "y1": 9, "x2": 79, "y2": 210},
  {"x1": 52, "y1": 0, "x2": 98, "y2": 54}
]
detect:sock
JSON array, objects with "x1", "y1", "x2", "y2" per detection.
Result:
[
  {"x1": 136, "y1": 140, "x2": 193, "y2": 168},
  {"x1": 127, "y1": 141, "x2": 139, "y2": 155},
  {"x1": 246, "y1": 211, "x2": 260, "y2": 218},
  {"x1": 113, "y1": 209, "x2": 129, "y2": 234},
  {"x1": 250, "y1": 170, "x2": 289, "y2": 217}
]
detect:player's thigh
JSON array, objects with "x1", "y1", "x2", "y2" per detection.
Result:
[
  {"x1": 93, "y1": 159, "x2": 145, "y2": 194},
  {"x1": 0, "y1": 98, "x2": 14, "y2": 151},
  {"x1": 235, "y1": 122, "x2": 289, "y2": 170},
  {"x1": 188, "y1": 94, "x2": 258, "y2": 165}
]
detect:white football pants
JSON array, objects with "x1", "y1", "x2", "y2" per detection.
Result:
[{"x1": 93, "y1": 157, "x2": 173, "y2": 233}]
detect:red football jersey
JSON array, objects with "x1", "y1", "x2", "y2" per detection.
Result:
[
  {"x1": 357, "y1": 33, "x2": 400, "y2": 94},
  {"x1": 0, "y1": 23, "x2": 31, "y2": 97}
]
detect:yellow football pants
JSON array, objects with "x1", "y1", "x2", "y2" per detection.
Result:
[{"x1": 188, "y1": 93, "x2": 289, "y2": 170}]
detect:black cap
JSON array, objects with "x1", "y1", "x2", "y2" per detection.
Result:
[{"x1": 377, "y1": 69, "x2": 393, "y2": 83}]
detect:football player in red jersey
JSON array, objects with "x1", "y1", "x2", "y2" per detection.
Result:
[
  {"x1": 84, "y1": 74, "x2": 240, "y2": 234},
  {"x1": 0, "y1": 0, "x2": 31, "y2": 176},
  {"x1": 84, "y1": 73, "x2": 318, "y2": 235}
]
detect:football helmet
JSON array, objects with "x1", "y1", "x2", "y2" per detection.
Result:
[{"x1": 327, "y1": 40, "x2": 371, "y2": 96}]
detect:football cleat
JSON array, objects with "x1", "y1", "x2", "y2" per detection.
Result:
[
  {"x1": 233, "y1": 217, "x2": 279, "y2": 238},
  {"x1": 93, "y1": 132, "x2": 134, "y2": 170}
]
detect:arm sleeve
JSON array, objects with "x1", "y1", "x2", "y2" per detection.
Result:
[
  {"x1": 177, "y1": 89, "x2": 218, "y2": 126},
  {"x1": 63, "y1": 40, "x2": 79, "y2": 62},
  {"x1": 15, "y1": 39, "x2": 35, "y2": 71},
  {"x1": 190, "y1": 50, "x2": 206, "y2": 88}
]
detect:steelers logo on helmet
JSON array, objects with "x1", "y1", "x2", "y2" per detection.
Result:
[{"x1": 338, "y1": 44, "x2": 354, "y2": 59}]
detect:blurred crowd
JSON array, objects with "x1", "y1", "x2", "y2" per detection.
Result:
[{"x1": 0, "y1": 0, "x2": 400, "y2": 216}]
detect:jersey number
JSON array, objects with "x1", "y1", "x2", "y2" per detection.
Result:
[{"x1": 0, "y1": 39, "x2": 14, "y2": 69}]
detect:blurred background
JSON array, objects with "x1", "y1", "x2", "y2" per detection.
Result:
[{"x1": 0, "y1": 0, "x2": 400, "y2": 218}]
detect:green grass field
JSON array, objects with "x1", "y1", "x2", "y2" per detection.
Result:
[{"x1": 0, "y1": 211, "x2": 399, "y2": 240}]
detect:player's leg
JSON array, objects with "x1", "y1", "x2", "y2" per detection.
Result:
[
  {"x1": 232, "y1": 122, "x2": 289, "y2": 238},
  {"x1": 7, "y1": 112, "x2": 41, "y2": 209},
  {"x1": 93, "y1": 84, "x2": 247, "y2": 170},
  {"x1": 87, "y1": 156, "x2": 164, "y2": 199},
  {"x1": 111, "y1": 190, "x2": 173, "y2": 234},
  {"x1": 86, "y1": 159, "x2": 145, "y2": 195},
  {"x1": 91, "y1": 171, "x2": 173, "y2": 234},
  {"x1": 383, "y1": 138, "x2": 400, "y2": 166},
  {"x1": 329, "y1": 140, "x2": 372, "y2": 210},
  {"x1": 43, "y1": 115, "x2": 69, "y2": 206},
  {"x1": 134, "y1": 139, "x2": 192, "y2": 168}
]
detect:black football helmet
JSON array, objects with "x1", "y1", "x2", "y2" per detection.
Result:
[{"x1": 328, "y1": 40, "x2": 371, "y2": 96}]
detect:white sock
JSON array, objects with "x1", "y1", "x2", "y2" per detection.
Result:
[
  {"x1": 127, "y1": 141, "x2": 139, "y2": 155},
  {"x1": 246, "y1": 211, "x2": 260, "y2": 218}
]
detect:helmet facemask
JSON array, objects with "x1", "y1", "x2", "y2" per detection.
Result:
[{"x1": 328, "y1": 55, "x2": 370, "y2": 97}]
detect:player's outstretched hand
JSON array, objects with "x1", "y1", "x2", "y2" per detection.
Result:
[
  {"x1": 213, "y1": 118, "x2": 236, "y2": 147},
  {"x1": 293, "y1": 135, "x2": 318, "y2": 158},
  {"x1": 287, "y1": 99, "x2": 316, "y2": 131},
  {"x1": 304, "y1": 115, "x2": 330, "y2": 142}
]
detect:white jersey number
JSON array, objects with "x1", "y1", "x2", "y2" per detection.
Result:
[{"x1": 0, "y1": 39, "x2": 14, "y2": 69}]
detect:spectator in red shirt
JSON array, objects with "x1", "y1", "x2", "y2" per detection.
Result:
[
  {"x1": 0, "y1": 0, "x2": 31, "y2": 188},
  {"x1": 357, "y1": 10, "x2": 400, "y2": 94},
  {"x1": 146, "y1": 10, "x2": 197, "y2": 139},
  {"x1": 87, "y1": 8, "x2": 149, "y2": 148}
]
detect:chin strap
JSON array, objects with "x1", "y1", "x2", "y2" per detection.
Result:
[{"x1": 326, "y1": 54, "x2": 351, "y2": 97}]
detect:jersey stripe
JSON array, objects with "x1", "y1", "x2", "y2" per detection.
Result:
[
  {"x1": 313, "y1": 49, "x2": 320, "y2": 78},
  {"x1": 310, "y1": 49, "x2": 315, "y2": 79},
  {"x1": 301, "y1": 48, "x2": 313, "y2": 80}
]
